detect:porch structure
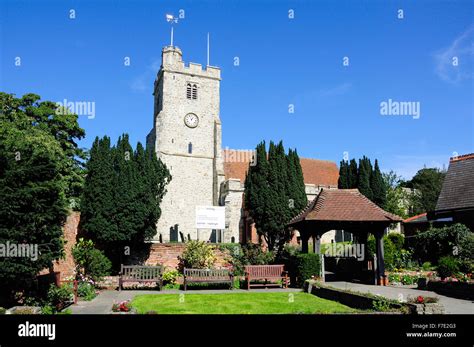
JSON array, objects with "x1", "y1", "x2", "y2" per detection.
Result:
[{"x1": 288, "y1": 189, "x2": 402, "y2": 285}]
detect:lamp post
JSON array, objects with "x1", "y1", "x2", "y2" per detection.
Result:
[{"x1": 166, "y1": 14, "x2": 178, "y2": 47}]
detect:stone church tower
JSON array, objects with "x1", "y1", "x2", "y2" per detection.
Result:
[{"x1": 147, "y1": 46, "x2": 226, "y2": 242}]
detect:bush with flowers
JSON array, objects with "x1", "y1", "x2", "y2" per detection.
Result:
[{"x1": 112, "y1": 300, "x2": 133, "y2": 313}]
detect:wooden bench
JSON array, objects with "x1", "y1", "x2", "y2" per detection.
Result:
[
  {"x1": 183, "y1": 268, "x2": 234, "y2": 291},
  {"x1": 245, "y1": 265, "x2": 288, "y2": 289},
  {"x1": 119, "y1": 265, "x2": 163, "y2": 291}
]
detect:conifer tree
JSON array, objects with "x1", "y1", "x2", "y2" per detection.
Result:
[
  {"x1": 338, "y1": 160, "x2": 349, "y2": 189},
  {"x1": 371, "y1": 159, "x2": 387, "y2": 208},
  {"x1": 358, "y1": 156, "x2": 373, "y2": 200},
  {"x1": 349, "y1": 159, "x2": 358, "y2": 188}
]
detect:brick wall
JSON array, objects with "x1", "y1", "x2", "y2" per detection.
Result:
[
  {"x1": 145, "y1": 243, "x2": 231, "y2": 271},
  {"x1": 39, "y1": 211, "x2": 79, "y2": 280},
  {"x1": 42, "y1": 212, "x2": 232, "y2": 280}
]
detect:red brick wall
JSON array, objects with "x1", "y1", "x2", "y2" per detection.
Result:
[
  {"x1": 39, "y1": 211, "x2": 80, "y2": 280},
  {"x1": 145, "y1": 243, "x2": 231, "y2": 271},
  {"x1": 42, "y1": 212, "x2": 232, "y2": 280}
]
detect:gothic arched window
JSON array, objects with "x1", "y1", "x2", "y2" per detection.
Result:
[{"x1": 188, "y1": 142, "x2": 193, "y2": 154}]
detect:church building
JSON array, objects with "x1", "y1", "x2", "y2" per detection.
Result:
[{"x1": 147, "y1": 46, "x2": 340, "y2": 245}]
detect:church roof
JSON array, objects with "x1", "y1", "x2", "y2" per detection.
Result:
[
  {"x1": 289, "y1": 189, "x2": 402, "y2": 224},
  {"x1": 222, "y1": 149, "x2": 339, "y2": 186},
  {"x1": 435, "y1": 153, "x2": 474, "y2": 213}
]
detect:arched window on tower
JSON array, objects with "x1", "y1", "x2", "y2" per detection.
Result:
[
  {"x1": 192, "y1": 84, "x2": 198, "y2": 100},
  {"x1": 186, "y1": 83, "x2": 192, "y2": 99},
  {"x1": 188, "y1": 142, "x2": 193, "y2": 154}
]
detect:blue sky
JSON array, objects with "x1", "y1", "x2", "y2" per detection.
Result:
[{"x1": 1, "y1": 0, "x2": 473, "y2": 179}]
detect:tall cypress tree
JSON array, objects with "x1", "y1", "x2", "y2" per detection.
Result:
[
  {"x1": 338, "y1": 160, "x2": 349, "y2": 189},
  {"x1": 289, "y1": 149, "x2": 307, "y2": 213},
  {"x1": 349, "y1": 159, "x2": 358, "y2": 188},
  {"x1": 358, "y1": 156, "x2": 373, "y2": 200},
  {"x1": 371, "y1": 159, "x2": 387, "y2": 208}
]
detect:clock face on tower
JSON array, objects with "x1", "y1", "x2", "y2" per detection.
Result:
[{"x1": 184, "y1": 113, "x2": 199, "y2": 128}]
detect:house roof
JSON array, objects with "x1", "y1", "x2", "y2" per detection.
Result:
[
  {"x1": 435, "y1": 153, "x2": 474, "y2": 212},
  {"x1": 403, "y1": 213, "x2": 428, "y2": 224},
  {"x1": 222, "y1": 149, "x2": 339, "y2": 186},
  {"x1": 289, "y1": 189, "x2": 402, "y2": 224}
]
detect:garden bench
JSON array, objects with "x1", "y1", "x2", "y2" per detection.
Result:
[
  {"x1": 119, "y1": 265, "x2": 163, "y2": 291},
  {"x1": 245, "y1": 265, "x2": 288, "y2": 289},
  {"x1": 183, "y1": 268, "x2": 234, "y2": 291}
]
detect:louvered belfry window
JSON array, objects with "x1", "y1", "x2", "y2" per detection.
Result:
[
  {"x1": 192, "y1": 84, "x2": 197, "y2": 99},
  {"x1": 186, "y1": 84, "x2": 192, "y2": 99}
]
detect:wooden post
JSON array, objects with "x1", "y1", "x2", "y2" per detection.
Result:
[
  {"x1": 374, "y1": 230, "x2": 385, "y2": 286},
  {"x1": 301, "y1": 233, "x2": 309, "y2": 253},
  {"x1": 313, "y1": 235, "x2": 321, "y2": 254}
]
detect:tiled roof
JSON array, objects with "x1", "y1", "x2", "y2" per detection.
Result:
[
  {"x1": 222, "y1": 149, "x2": 339, "y2": 186},
  {"x1": 435, "y1": 153, "x2": 474, "y2": 212},
  {"x1": 289, "y1": 189, "x2": 403, "y2": 224}
]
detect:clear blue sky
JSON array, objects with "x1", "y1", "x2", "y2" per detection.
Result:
[{"x1": 1, "y1": 0, "x2": 473, "y2": 179}]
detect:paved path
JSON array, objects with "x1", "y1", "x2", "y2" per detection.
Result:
[
  {"x1": 327, "y1": 281, "x2": 474, "y2": 314},
  {"x1": 69, "y1": 288, "x2": 302, "y2": 314}
]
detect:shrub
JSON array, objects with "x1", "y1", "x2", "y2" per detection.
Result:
[
  {"x1": 0, "y1": 307, "x2": 5, "y2": 314},
  {"x1": 72, "y1": 238, "x2": 112, "y2": 281},
  {"x1": 437, "y1": 256, "x2": 459, "y2": 279},
  {"x1": 223, "y1": 243, "x2": 274, "y2": 276},
  {"x1": 47, "y1": 284, "x2": 74, "y2": 312},
  {"x1": 162, "y1": 270, "x2": 180, "y2": 286},
  {"x1": 388, "y1": 233, "x2": 405, "y2": 250},
  {"x1": 178, "y1": 240, "x2": 216, "y2": 271},
  {"x1": 458, "y1": 259, "x2": 473, "y2": 274},
  {"x1": 367, "y1": 235, "x2": 397, "y2": 270},
  {"x1": 112, "y1": 300, "x2": 132, "y2": 312},
  {"x1": 422, "y1": 261, "x2": 432, "y2": 271},
  {"x1": 295, "y1": 253, "x2": 321, "y2": 287},
  {"x1": 77, "y1": 282, "x2": 96, "y2": 301},
  {"x1": 373, "y1": 298, "x2": 392, "y2": 312},
  {"x1": 412, "y1": 224, "x2": 472, "y2": 264}
]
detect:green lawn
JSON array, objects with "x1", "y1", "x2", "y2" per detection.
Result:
[{"x1": 131, "y1": 292, "x2": 357, "y2": 314}]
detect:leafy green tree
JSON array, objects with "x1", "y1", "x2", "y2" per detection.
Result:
[
  {"x1": 404, "y1": 168, "x2": 446, "y2": 214},
  {"x1": 72, "y1": 238, "x2": 111, "y2": 281},
  {"x1": 383, "y1": 171, "x2": 410, "y2": 219},
  {"x1": 0, "y1": 117, "x2": 68, "y2": 301},
  {"x1": 0, "y1": 93, "x2": 86, "y2": 208},
  {"x1": 371, "y1": 159, "x2": 387, "y2": 208},
  {"x1": 0, "y1": 93, "x2": 84, "y2": 302}
]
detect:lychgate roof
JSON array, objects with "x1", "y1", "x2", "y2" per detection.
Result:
[
  {"x1": 435, "y1": 153, "x2": 474, "y2": 213},
  {"x1": 289, "y1": 189, "x2": 402, "y2": 224}
]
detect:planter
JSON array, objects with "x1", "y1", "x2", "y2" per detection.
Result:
[{"x1": 6, "y1": 306, "x2": 42, "y2": 315}]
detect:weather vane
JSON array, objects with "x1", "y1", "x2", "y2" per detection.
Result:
[{"x1": 166, "y1": 14, "x2": 178, "y2": 47}]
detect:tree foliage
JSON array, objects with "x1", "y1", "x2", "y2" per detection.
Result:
[
  {"x1": 403, "y1": 168, "x2": 446, "y2": 214},
  {"x1": 245, "y1": 141, "x2": 307, "y2": 254},
  {"x1": 80, "y1": 135, "x2": 171, "y2": 268},
  {"x1": 0, "y1": 93, "x2": 84, "y2": 300}
]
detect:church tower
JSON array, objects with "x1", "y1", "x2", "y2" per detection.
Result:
[{"x1": 147, "y1": 46, "x2": 225, "y2": 242}]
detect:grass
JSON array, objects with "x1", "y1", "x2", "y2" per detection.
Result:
[{"x1": 131, "y1": 292, "x2": 357, "y2": 314}]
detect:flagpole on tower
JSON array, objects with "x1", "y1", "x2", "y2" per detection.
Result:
[
  {"x1": 166, "y1": 14, "x2": 178, "y2": 47},
  {"x1": 207, "y1": 32, "x2": 210, "y2": 66}
]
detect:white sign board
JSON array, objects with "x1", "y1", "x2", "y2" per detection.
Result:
[{"x1": 195, "y1": 206, "x2": 225, "y2": 229}]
